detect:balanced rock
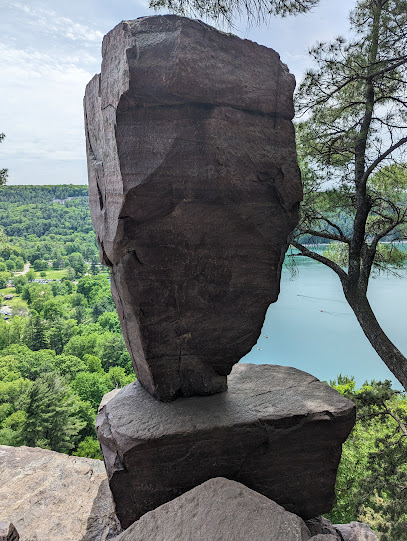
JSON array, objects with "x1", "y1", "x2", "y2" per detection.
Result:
[
  {"x1": 0, "y1": 522, "x2": 19, "y2": 541},
  {"x1": 97, "y1": 364, "x2": 355, "y2": 528},
  {"x1": 0, "y1": 445, "x2": 122, "y2": 541},
  {"x1": 111, "y1": 478, "x2": 311, "y2": 541},
  {"x1": 84, "y1": 15, "x2": 302, "y2": 401}
]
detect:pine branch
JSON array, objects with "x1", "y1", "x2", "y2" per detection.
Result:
[
  {"x1": 362, "y1": 137, "x2": 407, "y2": 185},
  {"x1": 291, "y1": 240, "x2": 348, "y2": 281}
]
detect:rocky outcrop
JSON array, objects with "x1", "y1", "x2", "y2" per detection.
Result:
[
  {"x1": 335, "y1": 522, "x2": 379, "y2": 541},
  {"x1": 0, "y1": 522, "x2": 19, "y2": 541},
  {"x1": 84, "y1": 15, "x2": 302, "y2": 401},
  {"x1": 97, "y1": 364, "x2": 355, "y2": 529},
  {"x1": 0, "y1": 445, "x2": 122, "y2": 541}
]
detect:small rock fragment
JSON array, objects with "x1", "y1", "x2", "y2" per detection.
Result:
[{"x1": 0, "y1": 522, "x2": 19, "y2": 541}]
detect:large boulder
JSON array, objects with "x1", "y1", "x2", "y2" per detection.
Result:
[
  {"x1": 0, "y1": 445, "x2": 122, "y2": 541},
  {"x1": 111, "y1": 478, "x2": 311, "y2": 541},
  {"x1": 97, "y1": 364, "x2": 355, "y2": 529},
  {"x1": 84, "y1": 15, "x2": 302, "y2": 401}
]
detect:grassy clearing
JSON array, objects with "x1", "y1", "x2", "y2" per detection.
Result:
[
  {"x1": 34, "y1": 269, "x2": 68, "y2": 280},
  {"x1": 0, "y1": 286, "x2": 29, "y2": 311}
]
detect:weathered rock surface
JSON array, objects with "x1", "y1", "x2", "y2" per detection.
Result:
[
  {"x1": 111, "y1": 478, "x2": 311, "y2": 541},
  {"x1": 306, "y1": 516, "x2": 342, "y2": 539},
  {"x1": 84, "y1": 15, "x2": 302, "y2": 401},
  {"x1": 0, "y1": 521, "x2": 19, "y2": 541},
  {"x1": 97, "y1": 364, "x2": 355, "y2": 528},
  {"x1": 0, "y1": 445, "x2": 122, "y2": 541},
  {"x1": 335, "y1": 522, "x2": 379, "y2": 541},
  {"x1": 309, "y1": 533, "x2": 342, "y2": 541}
]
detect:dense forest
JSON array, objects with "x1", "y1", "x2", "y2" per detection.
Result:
[
  {"x1": 0, "y1": 185, "x2": 405, "y2": 539},
  {"x1": 0, "y1": 185, "x2": 133, "y2": 459}
]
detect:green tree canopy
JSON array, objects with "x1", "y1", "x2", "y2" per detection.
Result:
[
  {"x1": 150, "y1": 0, "x2": 318, "y2": 25},
  {"x1": 20, "y1": 372, "x2": 86, "y2": 453},
  {"x1": 328, "y1": 377, "x2": 407, "y2": 540}
]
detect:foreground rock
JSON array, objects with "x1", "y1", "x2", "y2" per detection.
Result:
[
  {"x1": 97, "y1": 364, "x2": 355, "y2": 528},
  {"x1": 0, "y1": 445, "x2": 122, "y2": 541},
  {"x1": 335, "y1": 522, "x2": 379, "y2": 541},
  {"x1": 111, "y1": 478, "x2": 311, "y2": 541},
  {"x1": 111, "y1": 478, "x2": 370, "y2": 541},
  {"x1": 84, "y1": 15, "x2": 302, "y2": 401},
  {"x1": 0, "y1": 522, "x2": 19, "y2": 541}
]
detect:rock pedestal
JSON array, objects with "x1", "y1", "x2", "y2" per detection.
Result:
[
  {"x1": 84, "y1": 15, "x2": 302, "y2": 401},
  {"x1": 97, "y1": 364, "x2": 355, "y2": 529}
]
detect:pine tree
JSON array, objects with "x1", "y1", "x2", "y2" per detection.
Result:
[
  {"x1": 20, "y1": 373, "x2": 85, "y2": 453},
  {"x1": 293, "y1": 0, "x2": 407, "y2": 389}
]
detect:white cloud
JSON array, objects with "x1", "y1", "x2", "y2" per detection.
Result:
[
  {"x1": 9, "y1": 2, "x2": 104, "y2": 42},
  {"x1": 0, "y1": 41, "x2": 94, "y2": 183}
]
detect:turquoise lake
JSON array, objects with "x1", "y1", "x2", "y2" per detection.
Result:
[{"x1": 242, "y1": 250, "x2": 407, "y2": 390}]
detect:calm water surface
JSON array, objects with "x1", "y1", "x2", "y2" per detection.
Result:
[{"x1": 242, "y1": 253, "x2": 407, "y2": 390}]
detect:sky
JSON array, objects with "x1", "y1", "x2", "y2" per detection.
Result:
[{"x1": 0, "y1": 0, "x2": 355, "y2": 185}]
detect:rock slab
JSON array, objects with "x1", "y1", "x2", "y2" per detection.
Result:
[
  {"x1": 84, "y1": 15, "x2": 302, "y2": 401},
  {"x1": 0, "y1": 445, "x2": 122, "y2": 541},
  {"x1": 0, "y1": 522, "x2": 19, "y2": 541},
  {"x1": 111, "y1": 478, "x2": 311, "y2": 541},
  {"x1": 97, "y1": 364, "x2": 355, "y2": 529}
]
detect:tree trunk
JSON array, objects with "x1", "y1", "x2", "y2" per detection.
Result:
[{"x1": 343, "y1": 286, "x2": 407, "y2": 391}]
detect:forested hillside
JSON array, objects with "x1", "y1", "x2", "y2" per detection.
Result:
[
  {"x1": 0, "y1": 185, "x2": 132, "y2": 459},
  {"x1": 0, "y1": 185, "x2": 405, "y2": 538}
]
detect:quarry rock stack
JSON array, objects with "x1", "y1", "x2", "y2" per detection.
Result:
[
  {"x1": 84, "y1": 15, "x2": 302, "y2": 401},
  {"x1": 85, "y1": 15, "x2": 356, "y2": 535}
]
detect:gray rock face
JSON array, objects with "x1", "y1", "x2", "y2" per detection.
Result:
[
  {"x1": 111, "y1": 478, "x2": 311, "y2": 541},
  {"x1": 0, "y1": 522, "x2": 19, "y2": 541},
  {"x1": 97, "y1": 364, "x2": 355, "y2": 529},
  {"x1": 84, "y1": 15, "x2": 302, "y2": 401},
  {"x1": 309, "y1": 533, "x2": 342, "y2": 541},
  {"x1": 335, "y1": 522, "x2": 379, "y2": 541},
  {"x1": 0, "y1": 445, "x2": 122, "y2": 541},
  {"x1": 306, "y1": 516, "x2": 342, "y2": 539}
]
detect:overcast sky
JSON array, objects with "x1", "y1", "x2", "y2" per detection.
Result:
[{"x1": 1, "y1": 0, "x2": 355, "y2": 185}]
